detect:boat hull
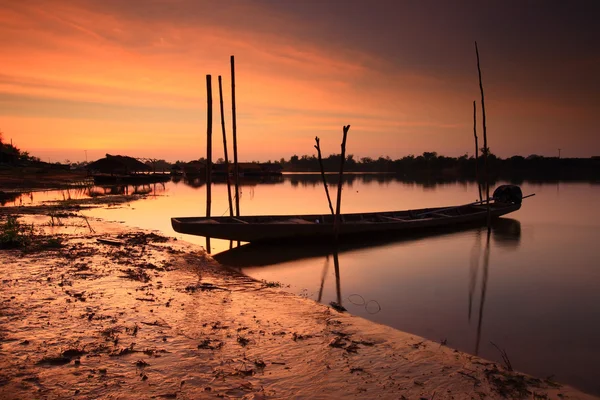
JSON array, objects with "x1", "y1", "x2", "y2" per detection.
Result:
[{"x1": 171, "y1": 203, "x2": 521, "y2": 243}]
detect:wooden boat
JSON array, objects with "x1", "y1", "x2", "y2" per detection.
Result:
[{"x1": 172, "y1": 186, "x2": 527, "y2": 243}]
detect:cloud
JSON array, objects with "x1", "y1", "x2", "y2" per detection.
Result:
[{"x1": 0, "y1": 0, "x2": 598, "y2": 160}]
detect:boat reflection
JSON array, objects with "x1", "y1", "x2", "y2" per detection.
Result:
[{"x1": 213, "y1": 218, "x2": 521, "y2": 268}]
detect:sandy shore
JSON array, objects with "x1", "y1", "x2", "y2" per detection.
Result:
[{"x1": 0, "y1": 209, "x2": 596, "y2": 399}]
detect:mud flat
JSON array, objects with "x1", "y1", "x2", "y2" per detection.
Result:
[
  {"x1": 0, "y1": 211, "x2": 596, "y2": 399},
  {"x1": 0, "y1": 168, "x2": 90, "y2": 190}
]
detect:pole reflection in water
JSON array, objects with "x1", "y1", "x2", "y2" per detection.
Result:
[
  {"x1": 316, "y1": 255, "x2": 330, "y2": 303},
  {"x1": 468, "y1": 228, "x2": 482, "y2": 322},
  {"x1": 470, "y1": 218, "x2": 520, "y2": 356},
  {"x1": 333, "y1": 249, "x2": 342, "y2": 307},
  {"x1": 316, "y1": 247, "x2": 343, "y2": 310},
  {"x1": 475, "y1": 228, "x2": 491, "y2": 356}
]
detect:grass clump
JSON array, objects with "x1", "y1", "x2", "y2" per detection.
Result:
[
  {"x1": 0, "y1": 215, "x2": 63, "y2": 250},
  {"x1": 0, "y1": 215, "x2": 34, "y2": 249}
]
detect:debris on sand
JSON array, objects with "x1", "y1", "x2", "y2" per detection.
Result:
[
  {"x1": 329, "y1": 301, "x2": 346, "y2": 312},
  {"x1": 36, "y1": 356, "x2": 71, "y2": 366},
  {"x1": 184, "y1": 282, "x2": 227, "y2": 292},
  {"x1": 197, "y1": 339, "x2": 223, "y2": 350}
]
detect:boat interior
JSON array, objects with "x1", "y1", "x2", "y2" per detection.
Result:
[{"x1": 179, "y1": 202, "x2": 507, "y2": 225}]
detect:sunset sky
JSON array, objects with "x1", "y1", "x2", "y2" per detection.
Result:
[{"x1": 1, "y1": 0, "x2": 598, "y2": 162}]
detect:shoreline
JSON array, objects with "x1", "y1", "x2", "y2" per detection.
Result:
[{"x1": 0, "y1": 208, "x2": 596, "y2": 399}]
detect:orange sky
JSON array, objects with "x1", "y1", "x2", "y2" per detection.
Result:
[{"x1": 1, "y1": 0, "x2": 598, "y2": 162}]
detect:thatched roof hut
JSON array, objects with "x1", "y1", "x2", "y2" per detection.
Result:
[{"x1": 87, "y1": 154, "x2": 152, "y2": 175}]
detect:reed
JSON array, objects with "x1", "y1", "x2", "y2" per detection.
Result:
[{"x1": 490, "y1": 341, "x2": 514, "y2": 371}]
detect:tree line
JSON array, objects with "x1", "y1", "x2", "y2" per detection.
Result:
[{"x1": 278, "y1": 151, "x2": 600, "y2": 181}]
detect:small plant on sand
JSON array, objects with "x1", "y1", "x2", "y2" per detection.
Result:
[
  {"x1": 261, "y1": 280, "x2": 284, "y2": 288},
  {"x1": 0, "y1": 215, "x2": 34, "y2": 248}
]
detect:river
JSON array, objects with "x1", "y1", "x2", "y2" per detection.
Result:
[{"x1": 4, "y1": 174, "x2": 600, "y2": 395}]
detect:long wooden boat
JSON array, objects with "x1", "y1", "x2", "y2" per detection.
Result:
[{"x1": 171, "y1": 191, "x2": 525, "y2": 244}]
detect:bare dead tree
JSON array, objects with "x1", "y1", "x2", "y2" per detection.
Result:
[{"x1": 314, "y1": 136, "x2": 334, "y2": 216}]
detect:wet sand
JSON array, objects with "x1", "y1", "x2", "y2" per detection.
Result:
[{"x1": 0, "y1": 210, "x2": 596, "y2": 399}]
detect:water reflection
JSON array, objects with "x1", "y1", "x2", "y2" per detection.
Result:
[
  {"x1": 215, "y1": 218, "x2": 521, "y2": 356},
  {"x1": 475, "y1": 229, "x2": 492, "y2": 356},
  {"x1": 213, "y1": 219, "x2": 521, "y2": 268},
  {"x1": 469, "y1": 219, "x2": 521, "y2": 355},
  {"x1": 0, "y1": 182, "x2": 168, "y2": 207},
  {"x1": 3, "y1": 172, "x2": 595, "y2": 210},
  {"x1": 491, "y1": 218, "x2": 521, "y2": 250},
  {"x1": 0, "y1": 191, "x2": 24, "y2": 206}
]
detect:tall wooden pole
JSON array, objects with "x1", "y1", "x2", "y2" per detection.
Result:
[
  {"x1": 206, "y1": 75, "x2": 213, "y2": 252},
  {"x1": 333, "y1": 125, "x2": 350, "y2": 240},
  {"x1": 473, "y1": 100, "x2": 482, "y2": 202},
  {"x1": 475, "y1": 42, "x2": 491, "y2": 231},
  {"x1": 231, "y1": 55, "x2": 241, "y2": 217},
  {"x1": 219, "y1": 76, "x2": 234, "y2": 217}
]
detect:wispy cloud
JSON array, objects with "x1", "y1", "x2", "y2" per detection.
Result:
[{"x1": 0, "y1": 0, "x2": 597, "y2": 160}]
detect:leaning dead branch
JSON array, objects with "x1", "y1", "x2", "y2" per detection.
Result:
[{"x1": 314, "y1": 136, "x2": 334, "y2": 216}]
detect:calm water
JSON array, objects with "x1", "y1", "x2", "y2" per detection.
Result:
[{"x1": 4, "y1": 175, "x2": 600, "y2": 395}]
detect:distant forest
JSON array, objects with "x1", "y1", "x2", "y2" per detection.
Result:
[
  {"x1": 275, "y1": 152, "x2": 600, "y2": 181},
  {"x1": 181, "y1": 151, "x2": 599, "y2": 182},
  {"x1": 1, "y1": 130, "x2": 598, "y2": 182}
]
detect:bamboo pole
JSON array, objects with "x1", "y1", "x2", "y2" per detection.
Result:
[
  {"x1": 206, "y1": 75, "x2": 213, "y2": 253},
  {"x1": 473, "y1": 100, "x2": 482, "y2": 202},
  {"x1": 314, "y1": 136, "x2": 334, "y2": 216},
  {"x1": 475, "y1": 41, "x2": 491, "y2": 231},
  {"x1": 218, "y1": 76, "x2": 234, "y2": 217},
  {"x1": 333, "y1": 125, "x2": 350, "y2": 240},
  {"x1": 230, "y1": 55, "x2": 241, "y2": 217}
]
